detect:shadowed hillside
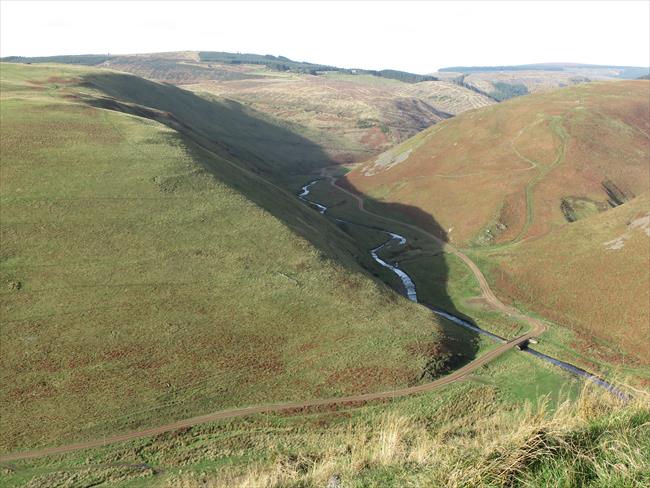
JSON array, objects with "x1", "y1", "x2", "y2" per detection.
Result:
[
  {"x1": 80, "y1": 71, "x2": 334, "y2": 177},
  {"x1": 0, "y1": 63, "x2": 464, "y2": 453}
]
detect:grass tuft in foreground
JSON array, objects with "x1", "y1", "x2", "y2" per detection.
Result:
[{"x1": 166, "y1": 385, "x2": 648, "y2": 487}]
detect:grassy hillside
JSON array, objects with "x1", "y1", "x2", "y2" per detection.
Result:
[
  {"x1": 347, "y1": 81, "x2": 649, "y2": 245},
  {"x1": 4, "y1": 52, "x2": 494, "y2": 163},
  {"x1": 345, "y1": 81, "x2": 649, "y2": 364},
  {"x1": 483, "y1": 194, "x2": 650, "y2": 364},
  {"x1": 0, "y1": 63, "x2": 459, "y2": 452}
]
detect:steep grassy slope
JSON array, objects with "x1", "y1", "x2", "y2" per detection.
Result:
[
  {"x1": 0, "y1": 63, "x2": 455, "y2": 452},
  {"x1": 484, "y1": 195, "x2": 649, "y2": 363},
  {"x1": 347, "y1": 81, "x2": 649, "y2": 245},
  {"x1": 345, "y1": 81, "x2": 649, "y2": 364}
]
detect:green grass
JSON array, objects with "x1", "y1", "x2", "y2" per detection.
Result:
[
  {"x1": 472, "y1": 349, "x2": 581, "y2": 406},
  {"x1": 304, "y1": 178, "x2": 529, "y2": 340},
  {"x1": 2, "y1": 365, "x2": 643, "y2": 488},
  {"x1": 1, "y1": 62, "x2": 644, "y2": 488},
  {"x1": 1, "y1": 63, "x2": 457, "y2": 452}
]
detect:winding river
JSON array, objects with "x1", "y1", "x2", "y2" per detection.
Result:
[{"x1": 298, "y1": 179, "x2": 628, "y2": 400}]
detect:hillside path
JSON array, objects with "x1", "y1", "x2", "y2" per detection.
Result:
[
  {"x1": 322, "y1": 168, "x2": 546, "y2": 335},
  {"x1": 0, "y1": 173, "x2": 546, "y2": 464},
  {"x1": 0, "y1": 329, "x2": 539, "y2": 463}
]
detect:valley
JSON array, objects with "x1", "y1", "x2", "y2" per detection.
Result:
[
  {"x1": 0, "y1": 49, "x2": 648, "y2": 487},
  {"x1": 3, "y1": 51, "x2": 495, "y2": 164},
  {"x1": 345, "y1": 80, "x2": 650, "y2": 369}
]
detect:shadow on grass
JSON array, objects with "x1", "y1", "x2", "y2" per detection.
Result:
[
  {"x1": 319, "y1": 185, "x2": 482, "y2": 379},
  {"x1": 79, "y1": 72, "x2": 480, "y2": 380},
  {"x1": 80, "y1": 72, "x2": 333, "y2": 178}
]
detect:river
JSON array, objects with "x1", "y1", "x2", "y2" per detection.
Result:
[{"x1": 298, "y1": 179, "x2": 628, "y2": 400}]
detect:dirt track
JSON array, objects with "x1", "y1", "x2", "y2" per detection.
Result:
[
  {"x1": 0, "y1": 332, "x2": 539, "y2": 463},
  {"x1": 323, "y1": 170, "x2": 546, "y2": 336},
  {"x1": 0, "y1": 174, "x2": 545, "y2": 464}
]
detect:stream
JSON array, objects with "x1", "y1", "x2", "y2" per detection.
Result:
[{"x1": 298, "y1": 179, "x2": 628, "y2": 400}]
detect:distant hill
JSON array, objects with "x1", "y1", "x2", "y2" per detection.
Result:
[
  {"x1": 439, "y1": 62, "x2": 650, "y2": 79},
  {"x1": 0, "y1": 52, "x2": 500, "y2": 163},
  {"x1": 2, "y1": 51, "x2": 438, "y2": 83},
  {"x1": 0, "y1": 54, "x2": 113, "y2": 65},
  {"x1": 434, "y1": 63, "x2": 650, "y2": 101}
]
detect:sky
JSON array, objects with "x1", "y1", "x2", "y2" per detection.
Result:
[{"x1": 1, "y1": 1, "x2": 648, "y2": 73}]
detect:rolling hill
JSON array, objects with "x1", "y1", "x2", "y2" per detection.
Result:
[
  {"x1": 3, "y1": 52, "x2": 495, "y2": 163},
  {"x1": 347, "y1": 81, "x2": 649, "y2": 244},
  {"x1": 0, "y1": 62, "x2": 460, "y2": 452},
  {"x1": 1, "y1": 61, "x2": 647, "y2": 488},
  {"x1": 345, "y1": 80, "x2": 650, "y2": 363}
]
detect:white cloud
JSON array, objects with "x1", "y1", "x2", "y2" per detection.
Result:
[{"x1": 1, "y1": 1, "x2": 648, "y2": 73}]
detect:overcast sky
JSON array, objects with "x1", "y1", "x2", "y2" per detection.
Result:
[{"x1": 1, "y1": 1, "x2": 648, "y2": 73}]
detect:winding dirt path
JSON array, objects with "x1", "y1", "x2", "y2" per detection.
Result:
[
  {"x1": 322, "y1": 169, "x2": 546, "y2": 335},
  {"x1": 0, "y1": 331, "x2": 538, "y2": 463},
  {"x1": 0, "y1": 174, "x2": 546, "y2": 464}
]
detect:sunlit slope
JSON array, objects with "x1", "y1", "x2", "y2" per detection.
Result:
[
  {"x1": 346, "y1": 81, "x2": 650, "y2": 245},
  {"x1": 486, "y1": 194, "x2": 649, "y2": 363},
  {"x1": 0, "y1": 63, "x2": 448, "y2": 451}
]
